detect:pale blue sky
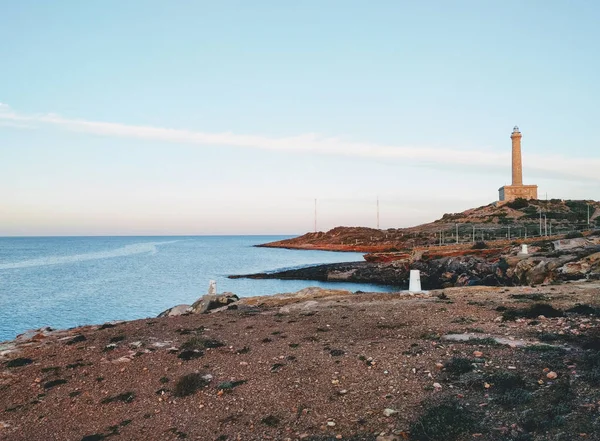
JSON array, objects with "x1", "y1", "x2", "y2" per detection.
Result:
[{"x1": 1, "y1": 1, "x2": 599, "y2": 235}]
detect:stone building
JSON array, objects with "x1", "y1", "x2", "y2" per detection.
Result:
[{"x1": 498, "y1": 126, "x2": 538, "y2": 202}]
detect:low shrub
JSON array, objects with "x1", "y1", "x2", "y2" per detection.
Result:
[
  {"x1": 564, "y1": 231, "x2": 584, "y2": 239},
  {"x1": 444, "y1": 357, "x2": 474, "y2": 375},
  {"x1": 502, "y1": 303, "x2": 564, "y2": 321},
  {"x1": 173, "y1": 373, "x2": 209, "y2": 397},
  {"x1": 410, "y1": 399, "x2": 477, "y2": 441}
]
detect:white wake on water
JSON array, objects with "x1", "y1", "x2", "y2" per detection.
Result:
[{"x1": 0, "y1": 240, "x2": 179, "y2": 270}]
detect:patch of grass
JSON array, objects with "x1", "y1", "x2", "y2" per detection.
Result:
[
  {"x1": 502, "y1": 303, "x2": 564, "y2": 321},
  {"x1": 566, "y1": 304, "x2": 600, "y2": 316},
  {"x1": 180, "y1": 336, "x2": 224, "y2": 351},
  {"x1": 216, "y1": 380, "x2": 246, "y2": 391},
  {"x1": 494, "y1": 388, "x2": 532, "y2": 407},
  {"x1": 444, "y1": 357, "x2": 474, "y2": 375},
  {"x1": 270, "y1": 363, "x2": 285, "y2": 373},
  {"x1": 510, "y1": 293, "x2": 550, "y2": 301},
  {"x1": 99, "y1": 323, "x2": 116, "y2": 330},
  {"x1": 159, "y1": 376, "x2": 169, "y2": 384},
  {"x1": 81, "y1": 434, "x2": 106, "y2": 441},
  {"x1": 100, "y1": 391, "x2": 135, "y2": 404},
  {"x1": 329, "y1": 349, "x2": 345, "y2": 356},
  {"x1": 43, "y1": 379, "x2": 68, "y2": 389},
  {"x1": 525, "y1": 344, "x2": 564, "y2": 353},
  {"x1": 261, "y1": 415, "x2": 280, "y2": 427},
  {"x1": 6, "y1": 357, "x2": 34, "y2": 368},
  {"x1": 177, "y1": 350, "x2": 204, "y2": 361},
  {"x1": 41, "y1": 366, "x2": 60, "y2": 373},
  {"x1": 463, "y1": 337, "x2": 499, "y2": 346},
  {"x1": 409, "y1": 399, "x2": 477, "y2": 441},
  {"x1": 66, "y1": 361, "x2": 90, "y2": 369},
  {"x1": 66, "y1": 335, "x2": 87, "y2": 345},
  {"x1": 486, "y1": 372, "x2": 526, "y2": 391},
  {"x1": 466, "y1": 327, "x2": 485, "y2": 333},
  {"x1": 109, "y1": 335, "x2": 125, "y2": 343},
  {"x1": 451, "y1": 317, "x2": 476, "y2": 324},
  {"x1": 565, "y1": 231, "x2": 584, "y2": 239},
  {"x1": 173, "y1": 373, "x2": 210, "y2": 397},
  {"x1": 538, "y1": 332, "x2": 563, "y2": 342}
]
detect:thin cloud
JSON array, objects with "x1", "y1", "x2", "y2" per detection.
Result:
[{"x1": 1, "y1": 105, "x2": 599, "y2": 182}]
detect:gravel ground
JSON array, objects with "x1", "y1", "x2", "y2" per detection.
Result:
[{"x1": 1, "y1": 282, "x2": 599, "y2": 441}]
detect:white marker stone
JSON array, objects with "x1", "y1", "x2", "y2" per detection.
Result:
[{"x1": 409, "y1": 269, "x2": 421, "y2": 292}]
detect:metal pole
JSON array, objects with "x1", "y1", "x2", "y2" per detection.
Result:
[
  {"x1": 588, "y1": 204, "x2": 591, "y2": 228},
  {"x1": 472, "y1": 225, "x2": 475, "y2": 243},
  {"x1": 539, "y1": 210, "x2": 542, "y2": 236},
  {"x1": 544, "y1": 215, "x2": 547, "y2": 236},
  {"x1": 508, "y1": 226, "x2": 511, "y2": 240},
  {"x1": 456, "y1": 224, "x2": 459, "y2": 244},
  {"x1": 377, "y1": 196, "x2": 380, "y2": 229}
]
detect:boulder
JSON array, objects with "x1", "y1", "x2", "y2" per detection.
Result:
[
  {"x1": 190, "y1": 293, "x2": 239, "y2": 314},
  {"x1": 553, "y1": 237, "x2": 590, "y2": 251},
  {"x1": 157, "y1": 304, "x2": 191, "y2": 318},
  {"x1": 557, "y1": 251, "x2": 600, "y2": 280}
]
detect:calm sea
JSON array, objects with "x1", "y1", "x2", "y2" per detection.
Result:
[{"x1": 0, "y1": 236, "x2": 396, "y2": 341}]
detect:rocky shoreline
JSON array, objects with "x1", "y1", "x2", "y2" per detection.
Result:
[
  {"x1": 232, "y1": 236, "x2": 600, "y2": 290},
  {"x1": 2, "y1": 283, "x2": 600, "y2": 440}
]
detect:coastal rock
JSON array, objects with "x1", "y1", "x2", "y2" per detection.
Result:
[
  {"x1": 157, "y1": 304, "x2": 191, "y2": 318},
  {"x1": 557, "y1": 252, "x2": 600, "y2": 280},
  {"x1": 190, "y1": 293, "x2": 239, "y2": 314},
  {"x1": 553, "y1": 237, "x2": 591, "y2": 251}
]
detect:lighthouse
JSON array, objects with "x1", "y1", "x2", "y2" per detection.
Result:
[{"x1": 498, "y1": 126, "x2": 538, "y2": 202}]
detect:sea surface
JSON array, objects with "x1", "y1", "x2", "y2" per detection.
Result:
[{"x1": 0, "y1": 236, "x2": 397, "y2": 341}]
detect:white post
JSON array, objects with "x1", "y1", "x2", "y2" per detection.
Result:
[
  {"x1": 409, "y1": 270, "x2": 421, "y2": 292},
  {"x1": 521, "y1": 244, "x2": 528, "y2": 255}
]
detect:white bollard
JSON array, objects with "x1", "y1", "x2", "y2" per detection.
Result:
[
  {"x1": 208, "y1": 280, "x2": 217, "y2": 295},
  {"x1": 520, "y1": 244, "x2": 528, "y2": 255},
  {"x1": 409, "y1": 270, "x2": 421, "y2": 292}
]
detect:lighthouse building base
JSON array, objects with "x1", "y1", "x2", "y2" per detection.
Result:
[{"x1": 498, "y1": 185, "x2": 538, "y2": 203}]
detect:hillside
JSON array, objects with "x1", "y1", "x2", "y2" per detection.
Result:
[{"x1": 260, "y1": 199, "x2": 600, "y2": 253}]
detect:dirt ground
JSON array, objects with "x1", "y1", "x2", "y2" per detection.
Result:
[{"x1": 1, "y1": 281, "x2": 599, "y2": 441}]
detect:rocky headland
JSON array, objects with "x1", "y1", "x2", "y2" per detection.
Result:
[
  {"x1": 232, "y1": 234, "x2": 600, "y2": 290},
  {"x1": 241, "y1": 199, "x2": 600, "y2": 290}
]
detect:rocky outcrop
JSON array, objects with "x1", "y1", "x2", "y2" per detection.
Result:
[
  {"x1": 231, "y1": 239, "x2": 600, "y2": 289},
  {"x1": 189, "y1": 293, "x2": 239, "y2": 314},
  {"x1": 158, "y1": 293, "x2": 239, "y2": 317}
]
